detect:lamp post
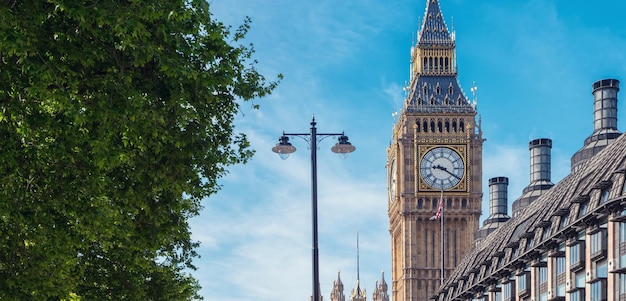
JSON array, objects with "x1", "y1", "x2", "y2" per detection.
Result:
[{"x1": 272, "y1": 116, "x2": 355, "y2": 301}]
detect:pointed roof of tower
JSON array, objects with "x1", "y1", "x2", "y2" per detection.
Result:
[
  {"x1": 402, "y1": 0, "x2": 474, "y2": 115},
  {"x1": 418, "y1": 0, "x2": 454, "y2": 46}
]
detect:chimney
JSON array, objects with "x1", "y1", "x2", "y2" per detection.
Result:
[
  {"x1": 488, "y1": 177, "x2": 509, "y2": 217},
  {"x1": 592, "y1": 79, "x2": 619, "y2": 133},
  {"x1": 512, "y1": 139, "x2": 554, "y2": 217},
  {"x1": 529, "y1": 138, "x2": 552, "y2": 183},
  {"x1": 475, "y1": 177, "x2": 511, "y2": 244},
  {"x1": 571, "y1": 79, "x2": 621, "y2": 172}
]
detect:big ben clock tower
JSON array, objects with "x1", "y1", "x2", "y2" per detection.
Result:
[{"x1": 387, "y1": 1, "x2": 483, "y2": 300}]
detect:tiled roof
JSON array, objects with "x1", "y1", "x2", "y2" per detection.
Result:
[
  {"x1": 440, "y1": 132, "x2": 626, "y2": 296},
  {"x1": 404, "y1": 76, "x2": 475, "y2": 114}
]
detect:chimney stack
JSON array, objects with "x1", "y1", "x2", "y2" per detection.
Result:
[
  {"x1": 571, "y1": 79, "x2": 621, "y2": 172},
  {"x1": 475, "y1": 177, "x2": 511, "y2": 244},
  {"x1": 512, "y1": 139, "x2": 554, "y2": 217}
]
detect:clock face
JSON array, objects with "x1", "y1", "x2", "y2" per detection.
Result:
[
  {"x1": 389, "y1": 159, "x2": 397, "y2": 202},
  {"x1": 420, "y1": 147, "x2": 465, "y2": 190}
]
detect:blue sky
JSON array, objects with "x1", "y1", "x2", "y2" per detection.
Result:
[{"x1": 193, "y1": 0, "x2": 626, "y2": 300}]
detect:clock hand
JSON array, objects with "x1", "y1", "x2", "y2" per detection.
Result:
[{"x1": 432, "y1": 164, "x2": 462, "y2": 180}]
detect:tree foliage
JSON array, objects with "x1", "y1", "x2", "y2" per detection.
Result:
[{"x1": 0, "y1": 0, "x2": 279, "y2": 299}]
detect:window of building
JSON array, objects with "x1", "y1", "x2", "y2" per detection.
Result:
[
  {"x1": 578, "y1": 202, "x2": 588, "y2": 218},
  {"x1": 570, "y1": 240, "x2": 586, "y2": 272},
  {"x1": 417, "y1": 199, "x2": 423, "y2": 208},
  {"x1": 575, "y1": 270, "x2": 585, "y2": 288},
  {"x1": 517, "y1": 271, "x2": 530, "y2": 297},
  {"x1": 554, "y1": 244, "x2": 566, "y2": 298},
  {"x1": 503, "y1": 282, "x2": 512, "y2": 301},
  {"x1": 590, "y1": 279, "x2": 606, "y2": 301},
  {"x1": 600, "y1": 189, "x2": 610, "y2": 204},
  {"x1": 620, "y1": 222, "x2": 626, "y2": 270},
  {"x1": 590, "y1": 229, "x2": 607, "y2": 260},
  {"x1": 556, "y1": 281, "x2": 566, "y2": 297},
  {"x1": 596, "y1": 260, "x2": 608, "y2": 279},
  {"x1": 542, "y1": 226, "x2": 551, "y2": 241},
  {"x1": 569, "y1": 290, "x2": 584, "y2": 301},
  {"x1": 619, "y1": 274, "x2": 626, "y2": 299},
  {"x1": 492, "y1": 291, "x2": 501, "y2": 301},
  {"x1": 512, "y1": 247, "x2": 519, "y2": 259},
  {"x1": 559, "y1": 214, "x2": 569, "y2": 229},
  {"x1": 555, "y1": 256, "x2": 566, "y2": 275}
]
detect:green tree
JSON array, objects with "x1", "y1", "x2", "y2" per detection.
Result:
[{"x1": 0, "y1": 0, "x2": 279, "y2": 299}]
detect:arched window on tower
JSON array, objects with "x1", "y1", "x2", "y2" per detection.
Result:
[
  {"x1": 445, "y1": 120, "x2": 450, "y2": 132},
  {"x1": 423, "y1": 57, "x2": 427, "y2": 73},
  {"x1": 423, "y1": 120, "x2": 428, "y2": 133},
  {"x1": 436, "y1": 84, "x2": 440, "y2": 95},
  {"x1": 462, "y1": 199, "x2": 467, "y2": 208},
  {"x1": 417, "y1": 96, "x2": 422, "y2": 105},
  {"x1": 423, "y1": 84, "x2": 428, "y2": 95},
  {"x1": 430, "y1": 120, "x2": 435, "y2": 132},
  {"x1": 430, "y1": 95, "x2": 434, "y2": 105},
  {"x1": 445, "y1": 57, "x2": 449, "y2": 72},
  {"x1": 459, "y1": 120, "x2": 465, "y2": 132},
  {"x1": 444, "y1": 96, "x2": 450, "y2": 105},
  {"x1": 416, "y1": 119, "x2": 421, "y2": 132},
  {"x1": 437, "y1": 120, "x2": 442, "y2": 132},
  {"x1": 449, "y1": 83, "x2": 454, "y2": 95},
  {"x1": 439, "y1": 57, "x2": 443, "y2": 72},
  {"x1": 452, "y1": 120, "x2": 457, "y2": 132}
]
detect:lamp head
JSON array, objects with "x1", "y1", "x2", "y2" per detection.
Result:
[
  {"x1": 272, "y1": 136, "x2": 296, "y2": 160},
  {"x1": 331, "y1": 135, "x2": 356, "y2": 159}
]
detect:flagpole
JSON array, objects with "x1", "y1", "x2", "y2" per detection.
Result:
[{"x1": 440, "y1": 187, "x2": 444, "y2": 285}]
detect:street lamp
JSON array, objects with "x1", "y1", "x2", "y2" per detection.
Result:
[{"x1": 272, "y1": 116, "x2": 355, "y2": 301}]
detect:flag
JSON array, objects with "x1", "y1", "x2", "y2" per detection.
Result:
[{"x1": 430, "y1": 195, "x2": 443, "y2": 220}]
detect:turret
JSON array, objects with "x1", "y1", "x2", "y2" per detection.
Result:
[
  {"x1": 330, "y1": 271, "x2": 345, "y2": 301},
  {"x1": 372, "y1": 271, "x2": 389, "y2": 301},
  {"x1": 512, "y1": 138, "x2": 554, "y2": 217},
  {"x1": 571, "y1": 78, "x2": 622, "y2": 172},
  {"x1": 475, "y1": 177, "x2": 511, "y2": 243}
]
